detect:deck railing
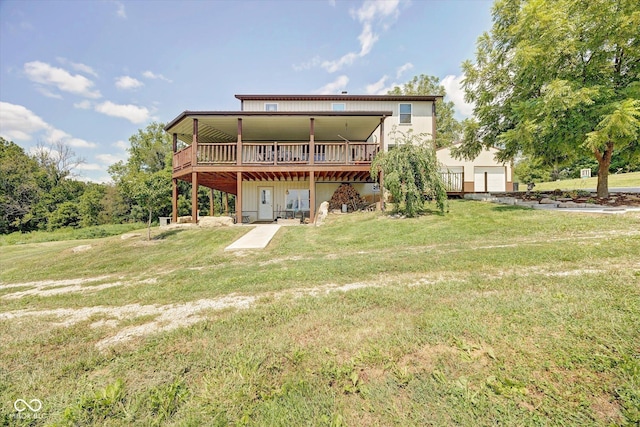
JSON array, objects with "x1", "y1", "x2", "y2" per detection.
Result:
[
  {"x1": 173, "y1": 141, "x2": 379, "y2": 170},
  {"x1": 173, "y1": 145, "x2": 193, "y2": 172},
  {"x1": 198, "y1": 143, "x2": 236, "y2": 164},
  {"x1": 440, "y1": 171, "x2": 464, "y2": 192}
]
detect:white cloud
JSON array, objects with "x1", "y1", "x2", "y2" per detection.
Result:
[
  {"x1": 36, "y1": 87, "x2": 64, "y2": 99},
  {"x1": 351, "y1": 0, "x2": 401, "y2": 22},
  {"x1": 114, "y1": 1, "x2": 126, "y2": 18},
  {"x1": 441, "y1": 74, "x2": 474, "y2": 118},
  {"x1": 24, "y1": 61, "x2": 101, "y2": 99},
  {"x1": 76, "y1": 174, "x2": 113, "y2": 184},
  {"x1": 56, "y1": 58, "x2": 99, "y2": 77},
  {"x1": 65, "y1": 137, "x2": 97, "y2": 148},
  {"x1": 74, "y1": 100, "x2": 92, "y2": 109},
  {"x1": 396, "y1": 62, "x2": 413, "y2": 79},
  {"x1": 142, "y1": 70, "x2": 172, "y2": 83},
  {"x1": 115, "y1": 75, "x2": 144, "y2": 90},
  {"x1": 321, "y1": 0, "x2": 401, "y2": 73},
  {"x1": 365, "y1": 75, "x2": 391, "y2": 95},
  {"x1": 113, "y1": 140, "x2": 129, "y2": 150},
  {"x1": 95, "y1": 101, "x2": 150, "y2": 124},
  {"x1": 71, "y1": 62, "x2": 99, "y2": 78},
  {"x1": 76, "y1": 163, "x2": 103, "y2": 171},
  {"x1": 298, "y1": 0, "x2": 403, "y2": 74},
  {"x1": 43, "y1": 128, "x2": 96, "y2": 148},
  {"x1": 322, "y1": 53, "x2": 359, "y2": 74},
  {"x1": 0, "y1": 101, "x2": 97, "y2": 147},
  {"x1": 313, "y1": 75, "x2": 350, "y2": 95},
  {"x1": 0, "y1": 102, "x2": 49, "y2": 141},
  {"x1": 96, "y1": 153, "x2": 126, "y2": 165},
  {"x1": 293, "y1": 56, "x2": 322, "y2": 72}
]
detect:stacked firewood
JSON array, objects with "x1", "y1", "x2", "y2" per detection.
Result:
[{"x1": 328, "y1": 184, "x2": 366, "y2": 212}]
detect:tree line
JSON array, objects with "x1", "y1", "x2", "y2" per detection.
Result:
[{"x1": 0, "y1": 123, "x2": 233, "y2": 235}]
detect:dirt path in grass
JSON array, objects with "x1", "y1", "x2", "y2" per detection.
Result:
[{"x1": 1, "y1": 257, "x2": 638, "y2": 350}]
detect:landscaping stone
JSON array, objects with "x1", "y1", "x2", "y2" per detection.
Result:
[
  {"x1": 121, "y1": 233, "x2": 141, "y2": 240},
  {"x1": 72, "y1": 245, "x2": 92, "y2": 253},
  {"x1": 315, "y1": 201, "x2": 329, "y2": 226},
  {"x1": 199, "y1": 216, "x2": 234, "y2": 227},
  {"x1": 539, "y1": 198, "x2": 556, "y2": 204},
  {"x1": 558, "y1": 202, "x2": 588, "y2": 208}
]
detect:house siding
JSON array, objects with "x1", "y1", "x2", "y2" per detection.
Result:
[
  {"x1": 239, "y1": 180, "x2": 378, "y2": 222},
  {"x1": 242, "y1": 99, "x2": 435, "y2": 149}
]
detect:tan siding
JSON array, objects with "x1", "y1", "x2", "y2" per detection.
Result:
[
  {"x1": 240, "y1": 99, "x2": 436, "y2": 150},
  {"x1": 241, "y1": 179, "x2": 379, "y2": 222}
]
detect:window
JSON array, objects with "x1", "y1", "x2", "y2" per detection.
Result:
[
  {"x1": 265, "y1": 103, "x2": 278, "y2": 111},
  {"x1": 399, "y1": 103, "x2": 412, "y2": 124},
  {"x1": 332, "y1": 103, "x2": 346, "y2": 111},
  {"x1": 285, "y1": 190, "x2": 310, "y2": 211}
]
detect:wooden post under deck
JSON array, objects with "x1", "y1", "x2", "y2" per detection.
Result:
[
  {"x1": 237, "y1": 118, "x2": 243, "y2": 166},
  {"x1": 309, "y1": 118, "x2": 315, "y2": 165},
  {"x1": 192, "y1": 119, "x2": 198, "y2": 166},
  {"x1": 379, "y1": 117, "x2": 385, "y2": 211},
  {"x1": 209, "y1": 188, "x2": 215, "y2": 216},
  {"x1": 224, "y1": 192, "x2": 229, "y2": 215},
  {"x1": 172, "y1": 178, "x2": 178, "y2": 223},
  {"x1": 236, "y1": 172, "x2": 243, "y2": 224},
  {"x1": 191, "y1": 172, "x2": 199, "y2": 223},
  {"x1": 309, "y1": 170, "x2": 315, "y2": 223}
]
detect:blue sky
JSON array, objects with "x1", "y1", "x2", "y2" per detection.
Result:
[{"x1": 0, "y1": 0, "x2": 493, "y2": 183}]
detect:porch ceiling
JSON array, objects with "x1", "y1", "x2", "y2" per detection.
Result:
[
  {"x1": 178, "y1": 170, "x2": 374, "y2": 195},
  {"x1": 167, "y1": 112, "x2": 389, "y2": 145}
]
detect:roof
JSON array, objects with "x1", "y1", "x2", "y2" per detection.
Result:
[
  {"x1": 235, "y1": 94, "x2": 443, "y2": 102},
  {"x1": 164, "y1": 111, "x2": 393, "y2": 143}
]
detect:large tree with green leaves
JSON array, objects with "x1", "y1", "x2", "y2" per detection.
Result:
[
  {"x1": 388, "y1": 74, "x2": 462, "y2": 148},
  {"x1": 458, "y1": 0, "x2": 640, "y2": 197},
  {"x1": 109, "y1": 122, "x2": 174, "y2": 224},
  {"x1": 371, "y1": 130, "x2": 447, "y2": 216},
  {"x1": 0, "y1": 138, "x2": 45, "y2": 233}
]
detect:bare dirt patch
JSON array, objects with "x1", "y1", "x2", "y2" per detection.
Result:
[{"x1": 1, "y1": 257, "x2": 635, "y2": 351}]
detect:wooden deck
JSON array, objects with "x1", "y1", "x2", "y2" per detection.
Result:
[{"x1": 173, "y1": 141, "x2": 379, "y2": 173}]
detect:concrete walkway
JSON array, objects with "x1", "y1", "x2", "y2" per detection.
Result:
[{"x1": 224, "y1": 224, "x2": 281, "y2": 251}]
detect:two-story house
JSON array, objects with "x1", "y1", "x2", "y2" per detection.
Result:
[
  {"x1": 166, "y1": 93, "x2": 513, "y2": 223},
  {"x1": 165, "y1": 94, "x2": 441, "y2": 224}
]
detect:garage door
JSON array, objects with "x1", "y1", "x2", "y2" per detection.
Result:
[{"x1": 474, "y1": 167, "x2": 506, "y2": 192}]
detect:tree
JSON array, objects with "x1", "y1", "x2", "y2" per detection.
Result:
[
  {"x1": 109, "y1": 122, "x2": 175, "y2": 227},
  {"x1": 458, "y1": 0, "x2": 640, "y2": 197},
  {"x1": 31, "y1": 140, "x2": 85, "y2": 185},
  {"x1": 48, "y1": 201, "x2": 81, "y2": 230},
  {"x1": 130, "y1": 170, "x2": 172, "y2": 240},
  {"x1": 371, "y1": 129, "x2": 447, "y2": 216},
  {"x1": 127, "y1": 122, "x2": 173, "y2": 173},
  {"x1": 0, "y1": 138, "x2": 46, "y2": 233},
  {"x1": 78, "y1": 184, "x2": 106, "y2": 227},
  {"x1": 388, "y1": 74, "x2": 462, "y2": 148}
]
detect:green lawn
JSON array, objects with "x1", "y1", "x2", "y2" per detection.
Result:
[
  {"x1": 1, "y1": 201, "x2": 639, "y2": 426},
  {"x1": 532, "y1": 171, "x2": 640, "y2": 191}
]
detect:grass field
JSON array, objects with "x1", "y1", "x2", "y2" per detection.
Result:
[
  {"x1": 532, "y1": 171, "x2": 640, "y2": 191},
  {"x1": 1, "y1": 201, "x2": 639, "y2": 426}
]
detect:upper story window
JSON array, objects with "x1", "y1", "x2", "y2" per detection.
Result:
[
  {"x1": 265, "y1": 103, "x2": 278, "y2": 111},
  {"x1": 332, "y1": 103, "x2": 346, "y2": 111},
  {"x1": 399, "y1": 103, "x2": 412, "y2": 124}
]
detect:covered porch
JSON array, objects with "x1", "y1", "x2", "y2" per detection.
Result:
[{"x1": 165, "y1": 111, "x2": 390, "y2": 224}]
